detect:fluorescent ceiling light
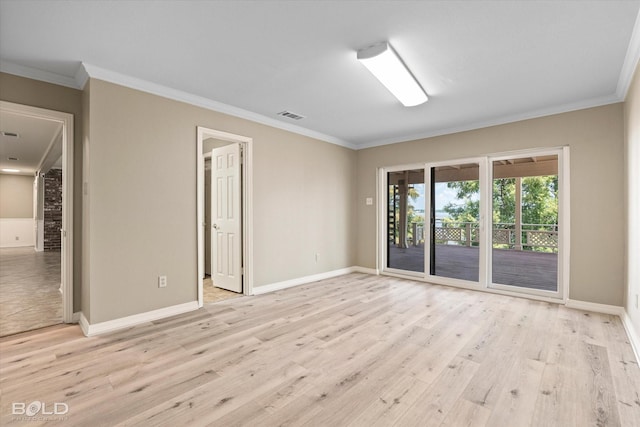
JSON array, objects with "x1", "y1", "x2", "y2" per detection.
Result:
[
  {"x1": 357, "y1": 42, "x2": 428, "y2": 107},
  {"x1": 1, "y1": 168, "x2": 21, "y2": 173}
]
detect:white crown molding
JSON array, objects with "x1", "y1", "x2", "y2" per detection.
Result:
[
  {"x1": 74, "y1": 64, "x2": 90, "y2": 90},
  {"x1": 0, "y1": 60, "x2": 79, "y2": 89},
  {"x1": 3, "y1": 60, "x2": 634, "y2": 151},
  {"x1": 79, "y1": 63, "x2": 357, "y2": 150},
  {"x1": 357, "y1": 93, "x2": 621, "y2": 149},
  {"x1": 617, "y1": 6, "x2": 640, "y2": 99}
]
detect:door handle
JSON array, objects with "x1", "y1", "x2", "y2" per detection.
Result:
[{"x1": 213, "y1": 224, "x2": 219, "y2": 229}]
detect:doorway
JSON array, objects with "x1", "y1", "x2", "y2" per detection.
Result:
[
  {"x1": 379, "y1": 147, "x2": 569, "y2": 302},
  {"x1": 197, "y1": 127, "x2": 253, "y2": 306},
  {"x1": 488, "y1": 153, "x2": 562, "y2": 297},
  {"x1": 386, "y1": 168, "x2": 426, "y2": 273},
  {"x1": 0, "y1": 101, "x2": 74, "y2": 335},
  {"x1": 428, "y1": 161, "x2": 482, "y2": 283}
]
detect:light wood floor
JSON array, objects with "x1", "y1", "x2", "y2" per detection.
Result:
[
  {"x1": 0, "y1": 247, "x2": 62, "y2": 337},
  {"x1": 1, "y1": 273, "x2": 639, "y2": 426}
]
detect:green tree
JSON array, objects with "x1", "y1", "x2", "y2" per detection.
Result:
[
  {"x1": 492, "y1": 178, "x2": 516, "y2": 224},
  {"x1": 442, "y1": 180, "x2": 480, "y2": 225},
  {"x1": 443, "y1": 176, "x2": 557, "y2": 226},
  {"x1": 522, "y1": 176, "x2": 558, "y2": 225},
  {"x1": 442, "y1": 175, "x2": 558, "y2": 251}
]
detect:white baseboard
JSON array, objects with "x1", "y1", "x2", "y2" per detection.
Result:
[
  {"x1": 564, "y1": 299, "x2": 625, "y2": 316},
  {"x1": 621, "y1": 312, "x2": 640, "y2": 365},
  {"x1": 78, "y1": 312, "x2": 90, "y2": 336},
  {"x1": 253, "y1": 267, "x2": 355, "y2": 295},
  {"x1": 71, "y1": 312, "x2": 81, "y2": 323},
  {"x1": 253, "y1": 266, "x2": 379, "y2": 295},
  {"x1": 352, "y1": 266, "x2": 380, "y2": 275},
  {"x1": 78, "y1": 301, "x2": 199, "y2": 336},
  {"x1": 565, "y1": 299, "x2": 640, "y2": 365}
]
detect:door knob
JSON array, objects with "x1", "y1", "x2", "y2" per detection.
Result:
[{"x1": 213, "y1": 224, "x2": 219, "y2": 229}]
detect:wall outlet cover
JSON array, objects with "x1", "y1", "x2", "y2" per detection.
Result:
[{"x1": 158, "y1": 276, "x2": 167, "y2": 288}]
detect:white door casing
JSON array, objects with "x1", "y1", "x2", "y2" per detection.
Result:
[
  {"x1": 211, "y1": 143, "x2": 242, "y2": 292},
  {"x1": 204, "y1": 161, "x2": 212, "y2": 276},
  {"x1": 197, "y1": 126, "x2": 253, "y2": 306},
  {"x1": 0, "y1": 101, "x2": 74, "y2": 322}
]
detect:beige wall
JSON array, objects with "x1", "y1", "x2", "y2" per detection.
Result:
[
  {"x1": 84, "y1": 79, "x2": 357, "y2": 323},
  {"x1": 0, "y1": 174, "x2": 33, "y2": 218},
  {"x1": 3, "y1": 71, "x2": 631, "y2": 323},
  {"x1": 0, "y1": 72, "x2": 83, "y2": 311},
  {"x1": 624, "y1": 63, "x2": 640, "y2": 334},
  {"x1": 356, "y1": 104, "x2": 625, "y2": 306}
]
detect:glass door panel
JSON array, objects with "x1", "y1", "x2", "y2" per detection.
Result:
[
  {"x1": 429, "y1": 162, "x2": 480, "y2": 282},
  {"x1": 491, "y1": 155, "x2": 558, "y2": 292},
  {"x1": 387, "y1": 169, "x2": 425, "y2": 273}
]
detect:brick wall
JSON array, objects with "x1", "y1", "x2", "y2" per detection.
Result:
[{"x1": 44, "y1": 169, "x2": 62, "y2": 251}]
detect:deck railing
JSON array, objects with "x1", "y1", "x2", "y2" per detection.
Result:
[{"x1": 407, "y1": 220, "x2": 558, "y2": 252}]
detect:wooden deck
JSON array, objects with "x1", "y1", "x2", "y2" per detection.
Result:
[{"x1": 389, "y1": 245, "x2": 557, "y2": 291}]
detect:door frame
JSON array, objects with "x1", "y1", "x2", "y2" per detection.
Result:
[
  {"x1": 486, "y1": 147, "x2": 569, "y2": 300},
  {"x1": 377, "y1": 147, "x2": 570, "y2": 304},
  {"x1": 377, "y1": 162, "x2": 426, "y2": 278},
  {"x1": 196, "y1": 126, "x2": 253, "y2": 306},
  {"x1": 424, "y1": 157, "x2": 488, "y2": 289},
  {"x1": 0, "y1": 101, "x2": 74, "y2": 322}
]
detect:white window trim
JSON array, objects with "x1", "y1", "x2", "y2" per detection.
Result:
[{"x1": 377, "y1": 146, "x2": 571, "y2": 304}]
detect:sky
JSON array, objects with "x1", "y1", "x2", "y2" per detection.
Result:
[{"x1": 410, "y1": 183, "x2": 478, "y2": 215}]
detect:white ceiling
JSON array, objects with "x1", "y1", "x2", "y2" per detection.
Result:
[
  {"x1": 0, "y1": 111, "x2": 62, "y2": 175},
  {"x1": 1, "y1": 1, "x2": 639, "y2": 149}
]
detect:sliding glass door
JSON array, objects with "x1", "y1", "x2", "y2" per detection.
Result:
[
  {"x1": 428, "y1": 161, "x2": 482, "y2": 283},
  {"x1": 380, "y1": 147, "x2": 566, "y2": 300},
  {"x1": 489, "y1": 154, "x2": 560, "y2": 296},
  {"x1": 386, "y1": 168, "x2": 425, "y2": 273}
]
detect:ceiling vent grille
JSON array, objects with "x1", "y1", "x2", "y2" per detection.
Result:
[
  {"x1": 1, "y1": 131, "x2": 19, "y2": 138},
  {"x1": 277, "y1": 110, "x2": 305, "y2": 120}
]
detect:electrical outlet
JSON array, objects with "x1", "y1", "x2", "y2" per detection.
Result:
[
  {"x1": 158, "y1": 275, "x2": 167, "y2": 288},
  {"x1": 365, "y1": 197, "x2": 373, "y2": 206}
]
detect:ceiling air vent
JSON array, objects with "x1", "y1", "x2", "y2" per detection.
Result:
[
  {"x1": 277, "y1": 110, "x2": 305, "y2": 121},
  {"x1": 1, "y1": 131, "x2": 19, "y2": 138},
  {"x1": 8, "y1": 157, "x2": 19, "y2": 161}
]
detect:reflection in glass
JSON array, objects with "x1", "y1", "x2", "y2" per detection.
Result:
[
  {"x1": 430, "y1": 163, "x2": 480, "y2": 282},
  {"x1": 491, "y1": 156, "x2": 558, "y2": 292},
  {"x1": 387, "y1": 170, "x2": 425, "y2": 272}
]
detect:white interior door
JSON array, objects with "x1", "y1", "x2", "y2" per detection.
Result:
[{"x1": 211, "y1": 143, "x2": 242, "y2": 292}]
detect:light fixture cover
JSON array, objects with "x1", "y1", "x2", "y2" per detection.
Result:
[
  {"x1": 357, "y1": 42, "x2": 428, "y2": 107},
  {"x1": 1, "y1": 168, "x2": 21, "y2": 173}
]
